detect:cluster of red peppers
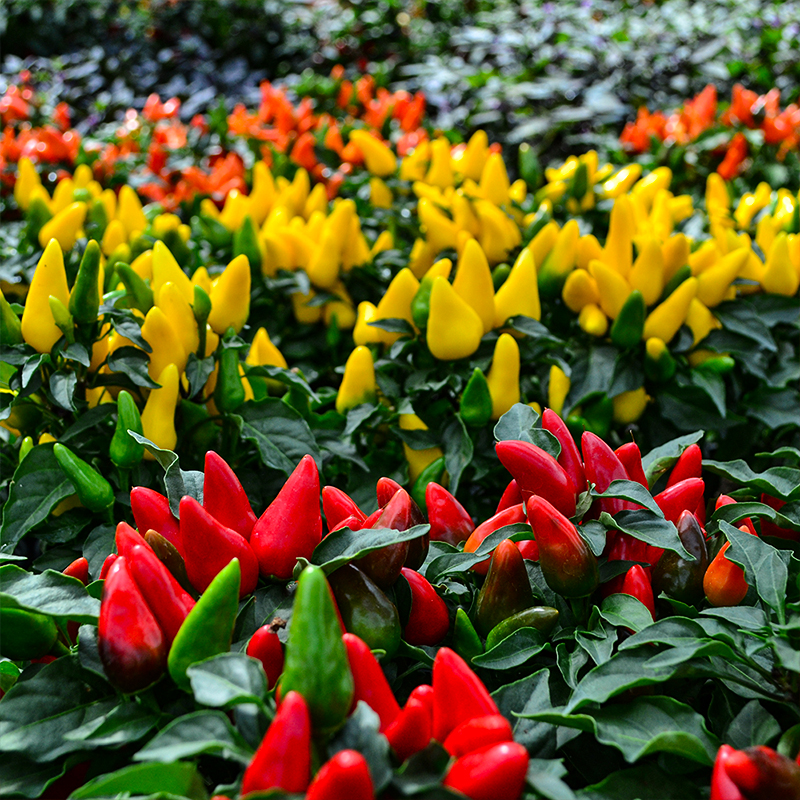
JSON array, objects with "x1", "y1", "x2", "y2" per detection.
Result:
[{"x1": 711, "y1": 743, "x2": 800, "y2": 799}]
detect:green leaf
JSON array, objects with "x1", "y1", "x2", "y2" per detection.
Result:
[
  {"x1": 245, "y1": 364, "x2": 320, "y2": 402},
  {"x1": 442, "y1": 415, "x2": 473, "y2": 496},
  {"x1": 599, "y1": 594, "x2": 655, "y2": 633},
  {"x1": 48, "y1": 369, "x2": 78, "y2": 411},
  {"x1": 234, "y1": 398, "x2": 322, "y2": 476},
  {"x1": 367, "y1": 317, "x2": 415, "y2": 334},
  {"x1": 133, "y1": 710, "x2": 252, "y2": 765},
  {"x1": 722, "y1": 521, "x2": 789, "y2": 623},
  {"x1": 641, "y1": 431, "x2": 705, "y2": 488},
  {"x1": 619, "y1": 617, "x2": 713, "y2": 651},
  {"x1": 592, "y1": 479, "x2": 664, "y2": 517},
  {"x1": 471, "y1": 627, "x2": 549, "y2": 669},
  {"x1": 576, "y1": 764, "x2": 703, "y2": 799},
  {"x1": 528, "y1": 696, "x2": 718, "y2": 765},
  {"x1": 507, "y1": 315, "x2": 563, "y2": 343},
  {"x1": 527, "y1": 760, "x2": 577, "y2": 800},
  {"x1": 63, "y1": 700, "x2": 160, "y2": 747},
  {"x1": 492, "y1": 670, "x2": 556, "y2": 756},
  {"x1": 711, "y1": 501, "x2": 800, "y2": 534},
  {"x1": 107, "y1": 346, "x2": 160, "y2": 388},
  {"x1": 725, "y1": 700, "x2": 781, "y2": 751},
  {"x1": 600, "y1": 510, "x2": 690, "y2": 560},
  {"x1": 703, "y1": 459, "x2": 800, "y2": 501},
  {"x1": 186, "y1": 653, "x2": 268, "y2": 712},
  {"x1": 312, "y1": 525, "x2": 431, "y2": 574},
  {"x1": 493, "y1": 403, "x2": 561, "y2": 459},
  {"x1": 0, "y1": 564, "x2": 100, "y2": 622},
  {"x1": 0, "y1": 445, "x2": 75, "y2": 554},
  {"x1": 69, "y1": 762, "x2": 208, "y2": 800}
]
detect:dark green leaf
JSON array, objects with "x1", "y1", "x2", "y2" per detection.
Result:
[
  {"x1": 63, "y1": 700, "x2": 160, "y2": 747},
  {"x1": 493, "y1": 403, "x2": 561, "y2": 459},
  {"x1": 703, "y1": 459, "x2": 800, "y2": 501},
  {"x1": 592, "y1": 480, "x2": 664, "y2": 517},
  {"x1": 725, "y1": 700, "x2": 780, "y2": 750},
  {"x1": 48, "y1": 370, "x2": 78, "y2": 411},
  {"x1": 186, "y1": 653, "x2": 268, "y2": 712},
  {"x1": 0, "y1": 565, "x2": 100, "y2": 622},
  {"x1": 312, "y1": 525, "x2": 431, "y2": 574},
  {"x1": 442, "y1": 415, "x2": 472, "y2": 496},
  {"x1": 492, "y1": 669, "x2": 556, "y2": 756},
  {"x1": 69, "y1": 762, "x2": 207, "y2": 800},
  {"x1": 576, "y1": 764, "x2": 702, "y2": 799},
  {"x1": 367, "y1": 317, "x2": 414, "y2": 334},
  {"x1": 471, "y1": 627, "x2": 549, "y2": 669},
  {"x1": 641, "y1": 431, "x2": 705, "y2": 487},
  {"x1": 598, "y1": 594, "x2": 655, "y2": 633},
  {"x1": 600, "y1": 510, "x2": 690, "y2": 559},
  {"x1": 107, "y1": 346, "x2": 160, "y2": 388}
]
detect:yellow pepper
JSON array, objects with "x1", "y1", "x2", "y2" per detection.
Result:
[
  {"x1": 141, "y1": 363, "x2": 180, "y2": 456},
  {"x1": 349, "y1": 130, "x2": 397, "y2": 177},
  {"x1": 452, "y1": 239, "x2": 495, "y2": 333},
  {"x1": 14, "y1": 157, "x2": 42, "y2": 210},
  {"x1": 418, "y1": 198, "x2": 459, "y2": 253},
  {"x1": 399, "y1": 140, "x2": 430, "y2": 182},
  {"x1": 399, "y1": 413, "x2": 444, "y2": 483},
  {"x1": 451, "y1": 193, "x2": 481, "y2": 237},
  {"x1": 479, "y1": 153, "x2": 511, "y2": 207},
  {"x1": 602, "y1": 194, "x2": 635, "y2": 278},
  {"x1": 612, "y1": 387, "x2": 649, "y2": 425},
  {"x1": 761, "y1": 232, "x2": 800, "y2": 296},
  {"x1": 306, "y1": 229, "x2": 341, "y2": 290},
  {"x1": 588, "y1": 259, "x2": 631, "y2": 319},
  {"x1": 51, "y1": 178, "x2": 75, "y2": 215},
  {"x1": 425, "y1": 137, "x2": 455, "y2": 189},
  {"x1": 370, "y1": 177, "x2": 393, "y2": 209},
  {"x1": 642, "y1": 277, "x2": 698, "y2": 343},
  {"x1": 117, "y1": 185, "x2": 148, "y2": 237},
  {"x1": 538, "y1": 219, "x2": 580, "y2": 297},
  {"x1": 548, "y1": 364, "x2": 571, "y2": 416},
  {"x1": 688, "y1": 241, "x2": 720, "y2": 276},
  {"x1": 662, "y1": 234, "x2": 690, "y2": 282},
  {"x1": 600, "y1": 164, "x2": 642, "y2": 199},
  {"x1": 141, "y1": 305, "x2": 188, "y2": 379},
  {"x1": 685, "y1": 298, "x2": 721, "y2": 346},
  {"x1": 628, "y1": 238, "x2": 665, "y2": 306},
  {"x1": 156, "y1": 282, "x2": 199, "y2": 359},
  {"x1": 218, "y1": 189, "x2": 250, "y2": 231},
  {"x1": 353, "y1": 301, "x2": 381, "y2": 346},
  {"x1": 21, "y1": 239, "x2": 71, "y2": 353},
  {"x1": 323, "y1": 282, "x2": 357, "y2": 330},
  {"x1": 370, "y1": 230, "x2": 394, "y2": 258},
  {"x1": 38, "y1": 201, "x2": 86, "y2": 251},
  {"x1": 151, "y1": 240, "x2": 194, "y2": 303},
  {"x1": 576, "y1": 234, "x2": 603, "y2": 270},
  {"x1": 336, "y1": 346, "x2": 377, "y2": 414},
  {"x1": 486, "y1": 333, "x2": 520, "y2": 419},
  {"x1": 527, "y1": 220, "x2": 559, "y2": 268},
  {"x1": 457, "y1": 130, "x2": 490, "y2": 182},
  {"x1": 291, "y1": 290, "x2": 323, "y2": 324},
  {"x1": 208, "y1": 254, "x2": 251, "y2": 334},
  {"x1": 696, "y1": 248, "x2": 749, "y2": 307},
  {"x1": 631, "y1": 167, "x2": 672, "y2": 209},
  {"x1": 370, "y1": 268, "x2": 420, "y2": 346},
  {"x1": 494, "y1": 248, "x2": 540, "y2": 326},
  {"x1": 578, "y1": 303, "x2": 608, "y2": 337},
  {"x1": 426, "y1": 276, "x2": 484, "y2": 360},
  {"x1": 562, "y1": 269, "x2": 600, "y2": 313}
]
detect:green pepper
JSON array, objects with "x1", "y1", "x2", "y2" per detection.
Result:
[
  {"x1": 609, "y1": 289, "x2": 646, "y2": 350},
  {"x1": 652, "y1": 509, "x2": 709, "y2": 604},
  {"x1": 568, "y1": 161, "x2": 589, "y2": 200},
  {"x1": 328, "y1": 563, "x2": 401, "y2": 659},
  {"x1": 475, "y1": 539, "x2": 535, "y2": 637},
  {"x1": 25, "y1": 195, "x2": 52, "y2": 245},
  {"x1": 69, "y1": 239, "x2": 102, "y2": 326},
  {"x1": 233, "y1": 215, "x2": 262, "y2": 276},
  {"x1": 0, "y1": 288, "x2": 23, "y2": 345},
  {"x1": 214, "y1": 329, "x2": 246, "y2": 414},
  {"x1": 410, "y1": 275, "x2": 435, "y2": 330},
  {"x1": 198, "y1": 214, "x2": 232, "y2": 250},
  {"x1": 167, "y1": 557, "x2": 240, "y2": 691},
  {"x1": 659, "y1": 264, "x2": 692, "y2": 303},
  {"x1": 517, "y1": 143, "x2": 541, "y2": 189},
  {"x1": 53, "y1": 443, "x2": 115, "y2": 513},
  {"x1": 567, "y1": 395, "x2": 613, "y2": 440},
  {"x1": 524, "y1": 202, "x2": 551, "y2": 241},
  {"x1": 644, "y1": 337, "x2": 677, "y2": 383},
  {"x1": 280, "y1": 564, "x2": 354, "y2": 732},
  {"x1": 48, "y1": 295, "x2": 74, "y2": 345},
  {"x1": 453, "y1": 607, "x2": 483, "y2": 663},
  {"x1": 695, "y1": 355, "x2": 735, "y2": 375},
  {"x1": 460, "y1": 367, "x2": 493, "y2": 427},
  {"x1": 491, "y1": 264, "x2": 511, "y2": 291},
  {"x1": 161, "y1": 228, "x2": 192, "y2": 268},
  {"x1": 0, "y1": 607, "x2": 59, "y2": 661},
  {"x1": 18, "y1": 436, "x2": 34, "y2": 463},
  {"x1": 84, "y1": 196, "x2": 109, "y2": 241},
  {"x1": 410, "y1": 455, "x2": 447, "y2": 513},
  {"x1": 485, "y1": 606, "x2": 559, "y2": 650},
  {"x1": 115, "y1": 263, "x2": 154, "y2": 314},
  {"x1": 109, "y1": 390, "x2": 145, "y2": 470}
]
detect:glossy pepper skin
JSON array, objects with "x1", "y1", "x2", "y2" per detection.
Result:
[
  {"x1": 454, "y1": 607, "x2": 484, "y2": 662},
  {"x1": 68, "y1": 239, "x2": 102, "y2": 325},
  {"x1": 495, "y1": 439, "x2": 577, "y2": 518},
  {"x1": 306, "y1": 750, "x2": 375, "y2": 800},
  {"x1": 130, "y1": 486, "x2": 182, "y2": 553},
  {"x1": 343, "y1": 632, "x2": 400, "y2": 732},
  {"x1": 463, "y1": 503, "x2": 527, "y2": 576},
  {"x1": 581, "y1": 431, "x2": 635, "y2": 516},
  {"x1": 614, "y1": 442, "x2": 648, "y2": 488},
  {"x1": 443, "y1": 741, "x2": 529, "y2": 800},
  {"x1": 720, "y1": 745, "x2": 800, "y2": 800},
  {"x1": 667, "y1": 443, "x2": 702, "y2": 487},
  {"x1": 245, "y1": 626, "x2": 284, "y2": 690},
  {"x1": 280, "y1": 564, "x2": 354, "y2": 732},
  {"x1": 214, "y1": 331, "x2": 246, "y2": 414},
  {"x1": 63, "y1": 556, "x2": 90, "y2": 585},
  {"x1": 109, "y1": 391, "x2": 145, "y2": 470},
  {"x1": 401, "y1": 567, "x2": 450, "y2": 646},
  {"x1": 385, "y1": 694, "x2": 432, "y2": 763},
  {"x1": 376, "y1": 477, "x2": 403, "y2": 507},
  {"x1": 652, "y1": 509, "x2": 709, "y2": 604},
  {"x1": 495, "y1": 479, "x2": 523, "y2": 513},
  {"x1": 203, "y1": 450, "x2": 257, "y2": 540},
  {"x1": 541, "y1": 408, "x2": 587, "y2": 493},
  {"x1": 143, "y1": 529, "x2": 194, "y2": 595},
  {"x1": 0, "y1": 608, "x2": 58, "y2": 661},
  {"x1": 443, "y1": 714, "x2": 514, "y2": 759},
  {"x1": 98, "y1": 556, "x2": 167, "y2": 694},
  {"x1": 654, "y1": 477, "x2": 705, "y2": 526},
  {"x1": 427, "y1": 482, "x2": 474, "y2": 545},
  {"x1": 527, "y1": 495, "x2": 599, "y2": 598},
  {"x1": 328, "y1": 563, "x2": 401, "y2": 658},
  {"x1": 460, "y1": 367, "x2": 493, "y2": 427},
  {"x1": 53, "y1": 443, "x2": 115, "y2": 513},
  {"x1": 485, "y1": 606, "x2": 559, "y2": 649},
  {"x1": 240, "y1": 690, "x2": 312, "y2": 797},
  {"x1": 322, "y1": 485, "x2": 366, "y2": 532},
  {"x1": 475, "y1": 539, "x2": 535, "y2": 637},
  {"x1": 716, "y1": 495, "x2": 757, "y2": 536},
  {"x1": 619, "y1": 564, "x2": 655, "y2": 620},
  {"x1": 179, "y1": 496, "x2": 259, "y2": 598},
  {"x1": 704, "y1": 529, "x2": 751, "y2": 607},
  {"x1": 251, "y1": 454, "x2": 322, "y2": 581}
]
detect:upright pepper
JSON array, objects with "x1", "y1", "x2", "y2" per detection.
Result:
[
  {"x1": 426, "y1": 276, "x2": 484, "y2": 361},
  {"x1": 21, "y1": 238, "x2": 70, "y2": 353},
  {"x1": 619, "y1": 564, "x2": 655, "y2": 621},
  {"x1": 143, "y1": 529, "x2": 193, "y2": 595},
  {"x1": 342, "y1": 632, "x2": 400, "y2": 731},
  {"x1": 0, "y1": 287, "x2": 23, "y2": 345},
  {"x1": 214, "y1": 331, "x2": 246, "y2": 414},
  {"x1": 475, "y1": 539, "x2": 535, "y2": 637},
  {"x1": 130, "y1": 486, "x2": 182, "y2": 552},
  {"x1": 527, "y1": 495, "x2": 599, "y2": 598},
  {"x1": 306, "y1": 750, "x2": 375, "y2": 800},
  {"x1": 322, "y1": 486, "x2": 366, "y2": 532},
  {"x1": 246, "y1": 625, "x2": 284, "y2": 690},
  {"x1": 581, "y1": 431, "x2": 635, "y2": 517},
  {"x1": 541, "y1": 408, "x2": 587, "y2": 493},
  {"x1": 336, "y1": 346, "x2": 377, "y2": 414},
  {"x1": 401, "y1": 567, "x2": 450, "y2": 646},
  {"x1": 141, "y1": 363, "x2": 180, "y2": 453},
  {"x1": 486, "y1": 333, "x2": 520, "y2": 419},
  {"x1": 384, "y1": 694, "x2": 433, "y2": 763},
  {"x1": 207, "y1": 254, "x2": 251, "y2": 335},
  {"x1": 463, "y1": 503, "x2": 527, "y2": 575},
  {"x1": 240, "y1": 691, "x2": 312, "y2": 797},
  {"x1": 704, "y1": 525, "x2": 752, "y2": 607},
  {"x1": 652, "y1": 509, "x2": 709, "y2": 604},
  {"x1": 251, "y1": 454, "x2": 322, "y2": 581},
  {"x1": 203, "y1": 450, "x2": 257, "y2": 540},
  {"x1": 426, "y1": 482, "x2": 475, "y2": 546},
  {"x1": 280, "y1": 564, "x2": 354, "y2": 732},
  {"x1": 109, "y1": 390, "x2": 145, "y2": 470},
  {"x1": 609, "y1": 289, "x2": 646, "y2": 349},
  {"x1": 53, "y1": 443, "x2": 115, "y2": 513},
  {"x1": 667, "y1": 444, "x2": 703, "y2": 487},
  {"x1": 614, "y1": 442, "x2": 648, "y2": 488},
  {"x1": 460, "y1": 367, "x2": 493, "y2": 427}
]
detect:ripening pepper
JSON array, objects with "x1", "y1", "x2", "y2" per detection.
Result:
[
  {"x1": 179, "y1": 496, "x2": 259, "y2": 597},
  {"x1": 241, "y1": 690, "x2": 312, "y2": 797},
  {"x1": 704, "y1": 528, "x2": 752, "y2": 607},
  {"x1": 109, "y1": 390, "x2": 145, "y2": 470},
  {"x1": 426, "y1": 276, "x2": 485, "y2": 361},
  {"x1": 652, "y1": 509, "x2": 709, "y2": 604},
  {"x1": 53, "y1": 443, "x2": 115, "y2": 513},
  {"x1": 21, "y1": 238, "x2": 70, "y2": 353},
  {"x1": 454, "y1": 607, "x2": 484, "y2": 662},
  {"x1": 527, "y1": 495, "x2": 599, "y2": 598},
  {"x1": 47, "y1": 294, "x2": 74, "y2": 344},
  {"x1": 328, "y1": 563, "x2": 402, "y2": 658},
  {"x1": 143, "y1": 530, "x2": 193, "y2": 595},
  {"x1": 463, "y1": 503, "x2": 527, "y2": 575},
  {"x1": 214, "y1": 331, "x2": 246, "y2": 414},
  {"x1": 246, "y1": 625, "x2": 284, "y2": 689},
  {"x1": 460, "y1": 367, "x2": 493, "y2": 427},
  {"x1": 538, "y1": 219, "x2": 580, "y2": 298},
  {"x1": 0, "y1": 287, "x2": 23, "y2": 345},
  {"x1": 714, "y1": 745, "x2": 800, "y2": 800},
  {"x1": 541, "y1": 408, "x2": 587, "y2": 492},
  {"x1": 306, "y1": 750, "x2": 375, "y2": 800},
  {"x1": 336, "y1": 346, "x2": 377, "y2": 414},
  {"x1": 141, "y1": 363, "x2": 180, "y2": 453},
  {"x1": 484, "y1": 606, "x2": 559, "y2": 650},
  {"x1": 0, "y1": 607, "x2": 59, "y2": 661},
  {"x1": 486, "y1": 333, "x2": 520, "y2": 419},
  {"x1": 475, "y1": 539, "x2": 535, "y2": 637},
  {"x1": 342, "y1": 632, "x2": 400, "y2": 731},
  {"x1": 251, "y1": 454, "x2": 322, "y2": 580},
  {"x1": 203, "y1": 450, "x2": 257, "y2": 540},
  {"x1": 377, "y1": 476, "x2": 404, "y2": 507},
  {"x1": 495, "y1": 439, "x2": 577, "y2": 518},
  {"x1": 609, "y1": 289, "x2": 646, "y2": 350},
  {"x1": 644, "y1": 336, "x2": 677, "y2": 383},
  {"x1": 168, "y1": 558, "x2": 241, "y2": 692},
  {"x1": 401, "y1": 567, "x2": 450, "y2": 646},
  {"x1": 399, "y1": 412, "x2": 444, "y2": 485},
  {"x1": 115, "y1": 263, "x2": 154, "y2": 315},
  {"x1": 410, "y1": 455, "x2": 447, "y2": 512},
  {"x1": 233, "y1": 215, "x2": 263, "y2": 275},
  {"x1": 98, "y1": 556, "x2": 167, "y2": 693},
  {"x1": 426, "y1": 482, "x2": 474, "y2": 546},
  {"x1": 280, "y1": 564, "x2": 355, "y2": 732},
  {"x1": 69, "y1": 239, "x2": 102, "y2": 326},
  {"x1": 130, "y1": 486, "x2": 182, "y2": 552}
]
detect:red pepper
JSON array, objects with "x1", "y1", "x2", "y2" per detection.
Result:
[
  {"x1": 240, "y1": 690, "x2": 312, "y2": 797},
  {"x1": 432, "y1": 647, "x2": 499, "y2": 743},
  {"x1": 361, "y1": 507, "x2": 383, "y2": 528},
  {"x1": 330, "y1": 513, "x2": 366, "y2": 533},
  {"x1": 475, "y1": 539, "x2": 534, "y2": 636},
  {"x1": 581, "y1": 432, "x2": 635, "y2": 516},
  {"x1": 760, "y1": 493, "x2": 797, "y2": 541},
  {"x1": 98, "y1": 556, "x2": 167, "y2": 694},
  {"x1": 667, "y1": 443, "x2": 702, "y2": 487},
  {"x1": 619, "y1": 564, "x2": 655, "y2": 621},
  {"x1": 495, "y1": 440, "x2": 577, "y2": 518},
  {"x1": 426, "y1": 482, "x2": 474, "y2": 546},
  {"x1": 377, "y1": 476, "x2": 403, "y2": 507},
  {"x1": 251, "y1": 455, "x2": 322, "y2": 581},
  {"x1": 654, "y1": 477, "x2": 705, "y2": 525},
  {"x1": 401, "y1": 567, "x2": 450, "y2": 646},
  {"x1": 408, "y1": 683, "x2": 434, "y2": 723},
  {"x1": 179, "y1": 496, "x2": 259, "y2": 598},
  {"x1": 99, "y1": 553, "x2": 118, "y2": 580},
  {"x1": 704, "y1": 525, "x2": 754, "y2": 607},
  {"x1": 614, "y1": 442, "x2": 648, "y2": 488},
  {"x1": 128, "y1": 543, "x2": 195, "y2": 644},
  {"x1": 495, "y1": 479, "x2": 523, "y2": 514},
  {"x1": 723, "y1": 745, "x2": 800, "y2": 799},
  {"x1": 343, "y1": 632, "x2": 400, "y2": 731},
  {"x1": 115, "y1": 521, "x2": 148, "y2": 559},
  {"x1": 306, "y1": 750, "x2": 375, "y2": 800},
  {"x1": 63, "y1": 556, "x2": 89, "y2": 585},
  {"x1": 603, "y1": 533, "x2": 649, "y2": 595},
  {"x1": 527, "y1": 495, "x2": 599, "y2": 598},
  {"x1": 442, "y1": 741, "x2": 529, "y2": 800},
  {"x1": 541, "y1": 408, "x2": 587, "y2": 492},
  {"x1": 711, "y1": 745, "x2": 747, "y2": 800},
  {"x1": 245, "y1": 625, "x2": 284, "y2": 689},
  {"x1": 130, "y1": 486, "x2": 182, "y2": 553},
  {"x1": 716, "y1": 495, "x2": 756, "y2": 536},
  {"x1": 443, "y1": 714, "x2": 514, "y2": 759},
  {"x1": 322, "y1": 485, "x2": 366, "y2": 532},
  {"x1": 463, "y1": 503, "x2": 527, "y2": 576},
  {"x1": 384, "y1": 695, "x2": 431, "y2": 763},
  {"x1": 203, "y1": 450, "x2": 257, "y2": 540}
]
